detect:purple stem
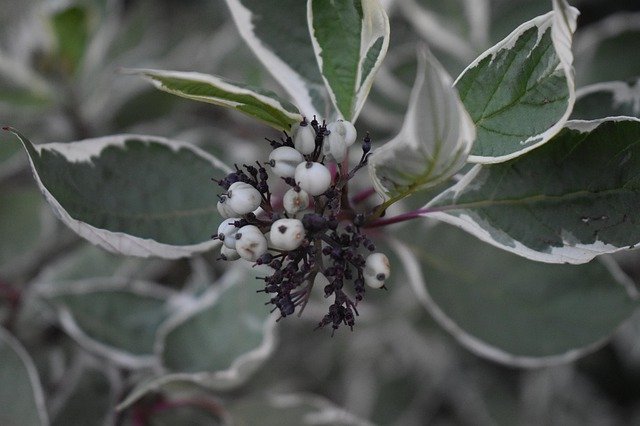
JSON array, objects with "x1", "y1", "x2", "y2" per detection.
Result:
[{"x1": 365, "y1": 207, "x2": 441, "y2": 228}]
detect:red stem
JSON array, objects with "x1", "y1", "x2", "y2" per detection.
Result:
[{"x1": 351, "y1": 187, "x2": 377, "y2": 205}]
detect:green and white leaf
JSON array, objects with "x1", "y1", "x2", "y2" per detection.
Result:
[
  {"x1": 40, "y1": 278, "x2": 173, "y2": 369},
  {"x1": 399, "y1": 0, "x2": 489, "y2": 62},
  {"x1": 128, "y1": 69, "x2": 302, "y2": 131},
  {"x1": 308, "y1": 0, "x2": 390, "y2": 121},
  {"x1": 6, "y1": 130, "x2": 231, "y2": 258},
  {"x1": 427, "y1": 118, "x2": 640, "y2": 264},
  {"x1": 228, "y1": 393, "x2": 372, "y2": 426},
  {"x1": 572, "y1": 79, "x2": 640, "y2": 120},
  {"x1": 390, "y1": 223, "x2": 639, "y2": 367},
  {"x1": 455, "y1": 0, "x2": 578, "y2": 163},
  {"x1": 119, "y1": 267, "x2": 277, "y2": 409},
  {"x1": 0, "y1": 328, "x2": 49, "y2": 426},
  {"x1": 368, "y1": 47, "x2": 475, "y2": 202},
  {"x1": 224, "y1": 0, "x2": 329, "y2": 117}
]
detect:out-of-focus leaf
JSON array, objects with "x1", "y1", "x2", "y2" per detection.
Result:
[
  {"x1": 129, "y1": 69, "x2": 302, "y2": 131},
  {"x1": 0, "y1": 328, "x2": 48, "y2": 426},
  {"x1": 456, "y1": 0, "x2": 578, "y2": 163},
  {"x1": 225, "y1": 0, "x2": 330, "y2": 117},
  {"x1": 228, "y1": 394, "x2": 372, "y2": 426},
  {"x1": 51, "y1": 5, "x2": 90, "y2": 74},
  {"x1": 368, "y1": 47, "x2": 474, "y2": 203},
  {"x1": 118, "y1": 268, "x2": 277, "y2": 409},
  {"x1": 42, "y1": 279, "x2": 173, "y2": 368},
  {"x1": 574, "y1": 12, "x2": 640, "y2": 86},
  {"x1": 6, "y1": 130, "x2": 230, "y2": 258},
  {"x1": 427, "y1": 118, "x2": 640, "y2": 264},
  {"x1": 391, "y1": 222, "x2": 639, "y2": 366},
  {"x1": 572, "y1": 79, "x2": 640, "y2": 120},
  {"x1": 308, "y1": 0, "x2": 390, "y2": 121}
]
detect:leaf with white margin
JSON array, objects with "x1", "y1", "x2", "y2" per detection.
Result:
[
  {"x1": 368, "y1": 47, "x2": 475, "y2": 203},
  {"x1": 389, "y1": 222, "x2": 639, "y2": 367},
  {"x1": 228, "y1": 393, "x2": 372, "y2": 426},
  {"x1": 455, "y1": 0, "x2": 578, "y2": 163},
  {"x1": 41, "y1": 278, "x2": 174, "y2": 369},
  {"x1": 5, "y1": 129, "x2": 231, "y2": 259},
  {"x1": 399, "y1": 0, "x2": 489, "y2": 62},
  {"x1": 308, "y1": 0, "x2": 390, "y2": 121},
  {"x1": 572, "y1": 79, "x2": 640, "y2": 120},
  {"x1": 224, "y1": 0, "x2": 330, "y2": 118},
  {"x1": 0, "y1": 328, "x2": 49, "y2": 426},
  {"x1": 118, "y1": 267, "x2": 278, "y2": 409},
  {"x1": 426, "y1": 118, "x2": 640, "y2": 264},
  {"x1": 128, "y1": 69, "x2": 302, "y2": 131}
]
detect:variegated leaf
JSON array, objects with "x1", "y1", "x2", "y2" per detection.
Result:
[
  {"x1": 128, "y1": 69, "x2": 302, "y2": 131},
  {"x1": 368, "y1": 47, "x2": 475, "y2": 203},
  {"x1": 427, "y1": 118, "x2": 640, "y2": 264},
  {"x1": 455, "y1": 0, "x2": 578, "y2": 163},
  {"x1": 308, "y1": 0, "x2": 390, "y2": 121}
]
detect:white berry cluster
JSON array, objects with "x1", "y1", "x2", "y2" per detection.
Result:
[{"x1": 213, "y1": 117, "x2": 390, "y2": 332}]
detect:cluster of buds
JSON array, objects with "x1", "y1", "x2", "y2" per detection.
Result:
[{"x1": 213, "y1": 117, "x2": 390, "y2": 333}]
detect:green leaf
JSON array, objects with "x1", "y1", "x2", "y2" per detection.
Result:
[
  {"x1": 308, "y1": 0, "x2": 390, "y2": 121},
  {"x1": 391, "y1": 223, "x2": 639, "y2": 365},
  {"x1": 118, "y1": 267, "x2": 277, "y2": 409},
  {"x1": 42, "y1": 279, "x2": 173, "y2": 368},
  {"x1": 368, "y1": 47, "x2": 475, "y2": 203},
  {"x1": 427, "y1": 118, "x2": 640, "y2": 264},
  {"x1": 0, "y1": 188, "x2": 55, "y2": 277},
  {"x1": 574, "y1": 12, "x2": 640, "y2": 86},
  {"x1": 129, "y1": 69, "x2": 302, "y2": 131},
  {"x1": 455, "y1": 0, "x2": 578, "y2": 163},
  {"x1": 51, "y1": 5, "x2": 90, "y2": 74},
  {"x1": 572, "y1": 79, "x2": 640, "y2": 120},
  {"x1": 6, "y1": 130, "x2": 230, "y2": 258},
  {"x1": 227, "y1": 394, "x2": 369, "y2": 426},
  {"x1": 0, "y1": 328, "x2": 48, "y2": 426},
  {"x1": 224, "y1": 0, "x2": 330, "y2": 117}
]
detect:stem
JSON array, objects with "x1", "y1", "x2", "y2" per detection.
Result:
[
  {"x1": 364, "y1": 206, "x2": 446, "y2": 228},
  {"x1": 351, "y1": 187, "x2": 376, "y2": 205}
]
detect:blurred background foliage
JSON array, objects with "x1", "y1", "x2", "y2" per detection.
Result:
[{"x1": 1, "y1": 0, "x2": 640, "y2": 424}]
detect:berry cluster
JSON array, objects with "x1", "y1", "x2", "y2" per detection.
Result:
[{"x1": 213, "y1": 117, "x2": 390, "y2": 333}]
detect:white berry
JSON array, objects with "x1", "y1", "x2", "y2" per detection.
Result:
[
  {"x1": 269, "y1": 146, "x2": 304, "y2": 178},
  {"x1": 293, "y1": 122, "x2": 316, "y2": 155},
  {"x1": 217, "y1": 218, "x2": 241, "y2": 249},
  {"x1": 220, "y1": 245, "x2": 240, "y2": 261},
  {"x1": 364, "y1": 253, "x2": 390, "y2": 289},
  {"x1": 235, "y1": 225, "x2": 268, "y2": 261},
  {"x1": 217, "y1": 195, "x2": 238, "y2": 218},
  {"x1": 294, "y1": 161, "x2": 331, "y2": 196},
  {"x1": 270, "y1": 218, "x2": 306, "y2": 251},
  {"x1": 227, "y1": 182, "x2": 261, "y2": 215},
  {"x1": 283, "y1": 188, "x2": 309, "y2": 215},
  {"x1": 325, "y1": 120, "x2": 355, "y2": 162}
]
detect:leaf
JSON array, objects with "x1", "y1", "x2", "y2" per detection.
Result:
[
  {"x1": 455, "y1": 0, "x2": 578, "y2": 163},
  {"x1": 426, "y1": 118, "x2": 640, "y2": 264},
  {"x1": 0, "y1": 188, "x2": 54, "y2": 275},
  {"x1": 227, "y1": 394, "x2": 371, "y2": 426},
  {"x1": 224, "y1": 0, "x2": 330, "y2": 117},
  {"x1": 572, "y1": 79, "x2": 640, "y2": 120},
  {"x1": 51, "y1": 5, "x2": 90, "y2": 74},
  {"x1": 573, "y1": 12, "x2": 640, "y2": 86},
  {"x1": 308, "y1": 0, "x2": 390, "y2": 121},
  {"x1": 118, "y1": 268, "x2": 278, "y2": 408},
  {"x1": 398, "y1": 0, "x2": 489, "y2": 61},
  {"x1": 42, "y1": 279, "x2": 173, "y2": 369},
  {"x1": 390, "y1": 223, "x2": 639, "y2": 366},
  {"x1": 0, "y1": 328, "x2": 49, "y2": 426},
  {"x1": 128, "y1": 69, "x2": 302, "y2": 131},
  {"x1": 5, "y1": 130, "x2": 231, "y2": 258},
  {"x1": 368, "y1": 47, "x2": 475, "y2": 203}
]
